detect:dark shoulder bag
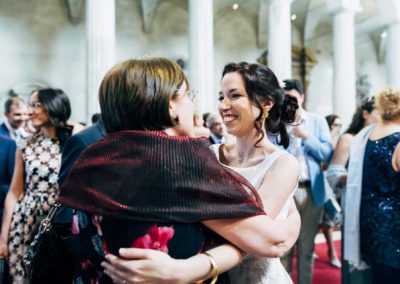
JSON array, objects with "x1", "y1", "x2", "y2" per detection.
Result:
[{"x1": 22, "y1": 203, "x2": 75, "y2": 284}]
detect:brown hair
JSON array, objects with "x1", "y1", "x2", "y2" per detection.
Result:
[
  {"x1": 99, "y1": 57, "x2": 187, "y2": 133},
  {"x1": 375, "y1": 88, "x2": 400, "y2": 121}
]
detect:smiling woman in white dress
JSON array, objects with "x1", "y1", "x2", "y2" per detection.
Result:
[{"x1": 102, "y1": 62, "x2": 300, "y2": 284}]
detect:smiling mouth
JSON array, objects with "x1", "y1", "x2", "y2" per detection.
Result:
[{"x1": 223, "y1": 115, "x2": 238, "y2": 123}]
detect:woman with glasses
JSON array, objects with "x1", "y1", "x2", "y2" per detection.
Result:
[
  {"x1": 100, "y1": 62, "x2": 301, "y2": 284},
  {"x1": 326, "y1": 97, "x2": 379, "y2": 192},
  {"x1": 0, "y1": 88, "x2": 78, "y2": 282},
  {"x1": 59, "y1": 57, "x2": 300, "y2": 283},
  {"x1": 325, "y1": 96, "x2": 379, "y2": 282},
  {"x1": 325, "y1": 114, "x2": 342, "y2": 149}
]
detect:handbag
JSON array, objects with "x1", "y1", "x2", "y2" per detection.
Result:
[
  {"x1": 0, "y1": 258, "x2": 8, "y2": 284},
  {"x1": 22, "y1": 203, "x2": 74, "y2": 284}
]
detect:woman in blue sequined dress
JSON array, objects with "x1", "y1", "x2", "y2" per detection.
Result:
[{"x1": 360, "y1": 88, "x2": 400, "y2": 283}]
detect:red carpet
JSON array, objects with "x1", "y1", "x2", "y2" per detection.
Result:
[{"x1": 292, "y1": 240, "x2": 341, "y2": 284}]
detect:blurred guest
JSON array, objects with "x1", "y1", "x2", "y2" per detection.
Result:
[
  {"x1": 193, "y1": 111, "x2": 210, "y2": 138},
  {"x1": 326, "y1": 96, "x2": 379, "y2": 284},
  {"x1": 91, "y1": 113, "x2": 102, "y2": 124},
  {"x1": 202, "y1": 112, "x2": 210, "y2": 128},
  {"x1": 326, "y1": 114, "x2": 342, "y2": 149},
  {"x1": 206, "y1": 112, "x2": 225, "y2": 144},
  {"x1": 0, "y1": 97, "x2": 28, "y2": 140},
  {"x1": 345, "y1": 88, "x2": 400, "y2": 284},
  {"x1": 326, "y1": 97, "x2": 379, "y2": 194},
  {"x1": 0, "y1": 136, "x2": 16, "y2": 224},
  {"x1": 280, "y1": 79, "x2": 333, "y2": 284},
  {"x1": 319, "y1": 114, "x2": 342, "y2": 268},
  {"x1": 0, "y1": 88, "x2": 79, "y2": 282},
  {"x1": 58, "y1": 120, "x2": 106, "y2": 186}
]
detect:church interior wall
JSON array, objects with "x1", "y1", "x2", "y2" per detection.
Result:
[{"x1": 0, "y1": 0, "x2": 388, "y2": 123}]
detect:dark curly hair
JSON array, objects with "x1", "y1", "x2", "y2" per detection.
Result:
[{"x1": 222, "y1": 62, "x2": 298, "y2": 148}]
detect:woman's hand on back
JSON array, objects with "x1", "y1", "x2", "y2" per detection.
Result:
[{"x1": 102, "y1": 248, "x2": 185, "y2": 284}]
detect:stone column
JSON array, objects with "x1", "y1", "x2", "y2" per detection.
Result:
[
  {"x1": 86, "y1": 0, "x2": 116, "y2": 123},
  {"x1": 328, "y1": 0, "x2": 359, "y2": 128},
  {"x1": 387, "y1": 21, "x2": 400, "y2": 89},
  {"x1": 268, "y1": 0, "x2": 293, "y2": 82},
  {"x1": 189, "y1": 0, "x2": 214, "y2": 113}
]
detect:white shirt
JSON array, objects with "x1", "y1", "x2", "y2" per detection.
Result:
[{"x1": 4, "y1": 120, "x2": 27, "y2": 141}]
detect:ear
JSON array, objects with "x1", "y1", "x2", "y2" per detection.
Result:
[
  {"x1": 299, "y1": 94, "x2": 305, "y2": 105},
  {"x1": 362, "y1": 110, "x2": 369, "y2": 120},
  {"x1": 261, "y1": 99, "x2": 274, "y2": 112},
  {"x1": 168, "y1": 100, "x2": 178, "y2": 121}
]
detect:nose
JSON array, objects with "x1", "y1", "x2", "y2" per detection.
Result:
[{"x1": 219, "y1": 96, "x2": 231, "y2": 110}]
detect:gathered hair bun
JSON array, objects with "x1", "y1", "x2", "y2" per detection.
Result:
[
  {"x1": 281, "y1": 95, "x2": 298, "y2": 124},
  {"x1": 376, "y1": 88, "x2": 400, "y2": 121}
]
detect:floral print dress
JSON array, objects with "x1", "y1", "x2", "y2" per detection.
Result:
[
  {"x1": 70, "y1": 211, "x2": 205, "y2": 284},
  {"x1": 8, "y1": 133, "x2": 61, "y2": 283}
]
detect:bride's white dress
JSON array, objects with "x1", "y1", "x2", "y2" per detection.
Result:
[{"x1": 212, "y1": 145, "x2": 295, "y2": 284}]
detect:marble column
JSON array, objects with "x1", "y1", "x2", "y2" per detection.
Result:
[
  {"x1": 387, "y1": 21, "x2": 400, "y2": 89},
  {"x1": 329, "y1": 0, "x2": 359, "y2": 128},
  {"x1": 86, "y1": 0, "x2": 116, "y2": 124},
  {"x1": 189, "y1": 0, "x2": 214, "y2": 113},
  {"x1": 268, "y1": 0, "x2": 293, "y2": 82}
]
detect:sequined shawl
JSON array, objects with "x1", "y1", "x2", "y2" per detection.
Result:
[{"x1": 59, "y1": 131, "x2": 265, "y2": 222}]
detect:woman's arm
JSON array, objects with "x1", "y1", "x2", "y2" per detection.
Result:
[
  {"x1": 392, "y1": 142, "x2": 400, "y2": 172},
  {"x1": 102, "y1": 201, "x2": 300, "y2": 283},
  {"x1": 203, "y1": 154, "x2": 300, "y2": 258},
  {"x1": 0, "y1": 150, "x2": 24, "y2": 257},
  {"x1": 330, "y1": 134, "x2": 353, "y2": 166}
]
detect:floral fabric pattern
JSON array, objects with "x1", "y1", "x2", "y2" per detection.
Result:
[
  {"x1": 8, "y1": 133, "x2": 61, "y2": 283},
  {"x1": 72, "y1": 210, "x2": 176, "y2": 284},
  {"x1": 131, "y1": 225, "x2": 175, "y2": 253}
]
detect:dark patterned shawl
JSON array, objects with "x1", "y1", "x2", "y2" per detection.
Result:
[{"x1": 59, "y1": 131, "x2": 265, "y2": 222}]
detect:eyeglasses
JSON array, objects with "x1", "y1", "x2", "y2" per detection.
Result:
[
  {"x1": 29, "y1": 102, "x2": 42, "y2": 109},
  {"x1": 332, "y1": 123, "x2": 342, "y2": 128},
  {"x1": 187, "y1": 89, "x2": 198, "y2": 102},
  {"x1": 175, "y1": 89, "x2": 198, "y2": 102}
]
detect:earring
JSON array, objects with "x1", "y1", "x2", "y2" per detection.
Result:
[
  {"x1": 261, "y1": 110, "x2": 269, "y2": 124},
  {"x1": 170, "y1": 110, "x2": 177, "y2": 121}
]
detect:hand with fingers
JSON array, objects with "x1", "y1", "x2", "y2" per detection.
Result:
[
  {"x1": 102, "y1": 248, "x2": 186, "y2": 284},
  {"x1": 0, "y1": 237, "x2": 8, "y2": 259}
]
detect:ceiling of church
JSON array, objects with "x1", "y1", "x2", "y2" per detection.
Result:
[{"x1": 213, "y1": 0, "x2": 393, "y2": 44}]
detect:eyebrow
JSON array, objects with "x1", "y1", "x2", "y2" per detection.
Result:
[{"x1": 219, "y1": 88, "x2": 240, "y2": 95}]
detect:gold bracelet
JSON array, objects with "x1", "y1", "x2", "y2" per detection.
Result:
[{"x1": 196, "y1": 252, "x2": 219, "y2": 284}]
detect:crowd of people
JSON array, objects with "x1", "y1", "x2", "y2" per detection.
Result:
[{"x1": 0, "y1": 57, "x2": 398, "y2": 284}]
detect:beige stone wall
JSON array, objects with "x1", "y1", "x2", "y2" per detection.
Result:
[{"x1": 0, "y1": 0, "x2": 387, "y2": 123}]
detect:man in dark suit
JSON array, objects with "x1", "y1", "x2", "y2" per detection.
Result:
[
  {"x1": 0, "y1": 97, "x2": 28, "y2": 140},
  {"x1": 0, "y1": 136, "x2": 16, "y2": 222},
  {"x1": 205, "y1": 112, "x2": 225, "y2": 144},
  {"x1": 58, "y1": 121, "x2": 106, "y2": 186},
  {"x1": 56, "y1": 121, "x2": 106, "y2": 225}
]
